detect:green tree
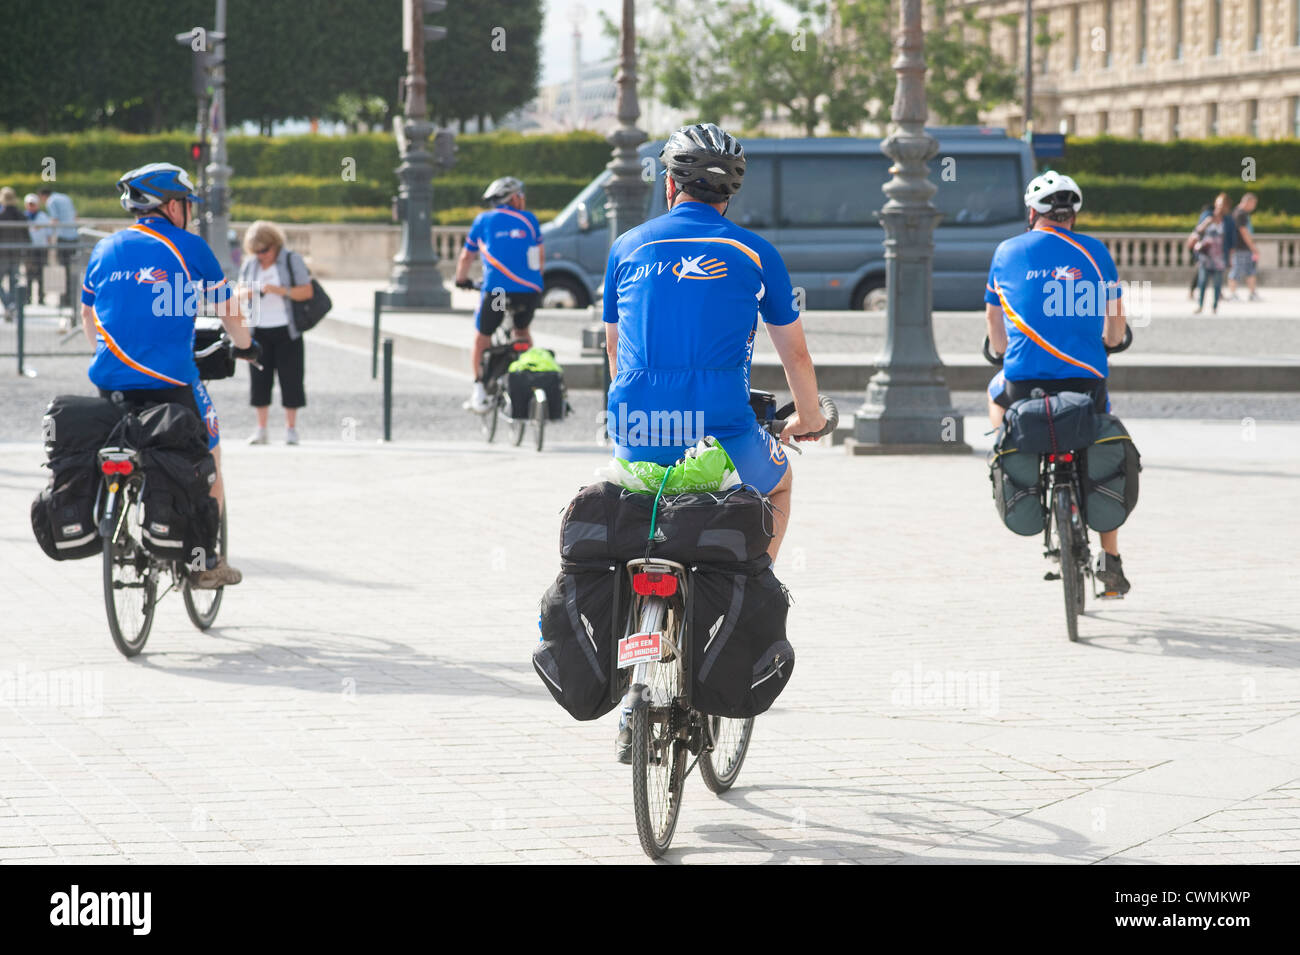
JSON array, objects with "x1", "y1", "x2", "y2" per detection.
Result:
[{"x1": 926, "y1": 0, "x2": 1019, "y2": 125}]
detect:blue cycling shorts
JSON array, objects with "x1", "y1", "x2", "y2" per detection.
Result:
[
  {"x1": 614, "y1": 421, "x2": 790, "y2": 496},
  {"x1": 192, "y1": 380, "x2": 220, "y2": 450}
]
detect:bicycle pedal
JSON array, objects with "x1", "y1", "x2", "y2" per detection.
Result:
[{"x1": 1096, "y1": 590, "x2": 1125, "y2": 600}]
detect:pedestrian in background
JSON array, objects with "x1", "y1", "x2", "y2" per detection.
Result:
[
  {"x1": 23, "y1": 193, "x2": 50, "y2": 306},
  {"x1": 1224, "y1": 192, "x2": 1261, "y2": 302},
  {"x1": 38, "y1": 187, "x2": 78, "y2": 307},
  {"x1": 0, "y1": 187, "x2": 24, "y2": 321},
  {"x1": 1188, "y1": 199, "x2": 1213, "y2": 300},
  {"x1": 238, "y1": 220, "x2": 311, "y2": 445},
  {"x1": 1189, "y1": 194, "x2": 1229, "y2": 314}
]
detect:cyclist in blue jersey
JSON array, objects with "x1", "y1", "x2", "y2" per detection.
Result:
[
  {"x1": 605, "y1": 123, "x2": 824, "y2": 764},
  {"x1": 984, "y1": 171, "x2": 1131, "y2": 594},
  {"x1": 604, "y1": 123, "x2": 825, "y2": 558},
  {"x1": 454, "y1": 177, "x2": 544, "y2": 412},
  {"x1": 79, "y1": 162, "x2": 259, "y2": 589}
]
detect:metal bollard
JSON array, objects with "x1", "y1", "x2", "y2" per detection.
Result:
[
  {"x1": 15, "y1": 284, "x2": 24, "y2": 376},
  {"x1": 372, "y1": 290, "x2": 384, "y2": 379},
  {"x1": 382, "y1": 337, "x2": 394, "y2": 442}
]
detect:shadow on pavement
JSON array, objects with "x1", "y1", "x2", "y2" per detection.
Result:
[{"x1": 1080, "y1": 612, "x2": 1300, "y2": 666}]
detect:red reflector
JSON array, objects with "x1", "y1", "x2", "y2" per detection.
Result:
[
  {"x1": 100, "y1": 460, "x2": 133, "y2": 475},
  {"x1": 632, "y1": 572, "x2": 677, "y2": 597},
  {"x1": 512, "y1": 342, "x2": 530, "y2": 351},
  {"x1": 1060, "y1": 452, "x2": 1073, "y2": 462}
]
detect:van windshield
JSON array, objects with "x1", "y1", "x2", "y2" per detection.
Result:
[{"x1": 932, "y1": 155, "x2": 1023, "y2": 225}]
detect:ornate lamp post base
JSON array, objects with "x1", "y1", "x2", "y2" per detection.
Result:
[
  {"x1": 386, "y1": 119, "x2": 451, "y2": 310},
  {"x1": 850, "y1": 0, "x2": 968, "y2": 455}
]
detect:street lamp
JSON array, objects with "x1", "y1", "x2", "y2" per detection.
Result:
[
  {"x1": 175, "y1": 11, "x2": 232, "y2": 274},
  {"x1": 604, "y1": 0, "x2": 648, "y2": 247},
  {"x1": 386, "y1": 0, "x2": 452, "y2": 309},
  {"x1": 849, "y1": 0, "x2": 967, "y2": 454}
]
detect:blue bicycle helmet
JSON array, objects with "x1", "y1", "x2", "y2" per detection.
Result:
[{"x1": 117, "y1": 162, "x2": 203, "y2": 213}]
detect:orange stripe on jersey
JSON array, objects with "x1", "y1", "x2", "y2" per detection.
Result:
[
  {"x1": 1039, "y1": 224, "x2": 1105, "y2": 283},
  {"x1": 497, "y1": 207, "x2": 538, "y2": 240},
  {"x1": 995, "y1": 284, "x2": 1103, "y2": 378},
  {"x1": 480, "y1": 247, "x2": 542, "y2": 292},
  {"x1": 95, "y1": 319, "x2": 187, "y2": 386},
  {"x1": 129, "y1": 223, "x2": 192, "y2": 281}
]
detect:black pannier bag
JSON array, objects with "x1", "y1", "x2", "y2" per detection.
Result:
[
  {"x1": 688, "y1": 557, "x2": 794, "y2": 718},
  {"x1": 132, "y1": 402, "x2": 210, "y2": 459},
  {"x1": 1003, "y1": 391, "x2": 1099, "y2": 454},
  {"x1": 989, "y1": 434, "x2": 1046, "y2": 536},
  {"x1": 42, "y1": 394, "x2": 123, "y2": 457},
  {"x1": 480, "y1": 342, "x2": 522, "y2": 385},
  {"x1": 1084, "y1": 414, "x2": 1141, "y2": 532},
  {"x1": 31, "y1": 451, "x2": 103, "y2": 560},
  {"x1": 533, "y1": 561, "x2": 625, "y2": 720},
  {"x1": 506, "y1": 369, "x2": 566, "y2": 421},
  {"x1": 193, "y1": 328, "x2": 237, "y2": 380},
  {"x1": 560, "y1": 482, "x2": 773, "y2": 564},
  {"x1": 138, "y1": 448, "x2": 218, "y2": 562}
]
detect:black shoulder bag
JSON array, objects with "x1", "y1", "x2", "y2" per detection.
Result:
[{"x1": 283, "y1": 251, "x2": 331, "y2": 333}]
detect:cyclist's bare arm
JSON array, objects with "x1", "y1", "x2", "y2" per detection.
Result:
[
  {"x1": 1104, "y1": 294, "x2": 1127, "y2": 348},
  {"x1": 80, "y1": 304, "x2": 97, "y2": 347},
  {"x1": 454, "y1": 246, "x2": 476, "y2": 285},
  {"x1": 219, "y1": 302, "x2": 253, "y2": 350},
  {"x1": 985, "y1": 304, "x2": 1008, "y2": 356},
  {"x1": 766, "y1": 318, "x2": 825, "y2": 440},
  {"x1": 605, "y1": 322, "x2": 618, "y2": 378}
]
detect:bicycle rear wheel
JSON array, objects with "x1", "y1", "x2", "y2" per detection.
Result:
[
  {"x1": 482, "y1": 387, "x2": 500, "y2": 443},
  {"x1": 182, "y1": 505, "x2": 227, "y2": 630},
  {"x1": 699, "y1": 716, "x2": 754, "y2": 793},
  {"x1": 103, "y1": 489, "x2": 158, "y2": 658},
  {"x1": 1054, "y1": 486, "x2": 1082, "y2": 642},
  {"x1": 631, "y1": 598, "x2": 686, "y2": 858}
]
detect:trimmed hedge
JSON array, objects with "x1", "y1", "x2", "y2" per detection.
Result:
[
  {"x1": 1075, "y1": 173, "x2": 1300, "y2": 216},
  {"x1": 0, "y1": 130, "x2": 612, "y2": 183},
  {"x1": 1053, "y1": 136, "x2": 1300, "y2": 179}
]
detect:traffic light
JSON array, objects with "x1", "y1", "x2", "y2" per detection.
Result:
[
  {"x1": 403, "y1": 0, "x2": 448, "y2": 51},
  {"x1": 190, "y1": 141, "x2": 209, "y2": 167},
  {"x1": 433, "y1": 129, "x2": 456, "y2": 170}
]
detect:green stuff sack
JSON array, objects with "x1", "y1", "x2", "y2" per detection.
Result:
[
  {"x1": 595, "y1": 437, "x2": 740, "y2": 494},
  {"x1": 508, "y1": 346, "x2": 562, "y2": 374},
  {"x1": 990, "y1": 432, "x2": 1045, "y2": 536},
  {"x1": 1084, "y1": 414, "x2": 1141, "y2": 532}
]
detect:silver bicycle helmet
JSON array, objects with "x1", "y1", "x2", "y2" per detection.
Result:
[
  {"x1": 482, "y1": 176, "x2": 524, "y2": 204},
  {"x1": 660, "y1": 123, "x2": 745, "y2": 203}
]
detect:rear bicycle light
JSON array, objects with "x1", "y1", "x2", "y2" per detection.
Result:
[
  {"x1": 100, "y1": 460, "x2": 133, "y2": 475},
  {"x1": 1046, "y1": 452, "x2": 1074, "y2": 463},
  {"x1": 632, "y1": 572, "x2": 677, "y2": 597}
]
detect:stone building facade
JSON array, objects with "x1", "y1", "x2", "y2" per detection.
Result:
[{"x1": 963, "y1": 0, "x2": 1300, "y2": 139}]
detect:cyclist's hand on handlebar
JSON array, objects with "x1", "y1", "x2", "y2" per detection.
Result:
[
  {"x1": 455, "y1": 278, "x2": 475, "y2": 290},
  {"x1": 780, "y1": 410, "x2": 827, "y2": 444},
  {"x1": 233, "y1": 341, "x2": 263, "y2": 365}
]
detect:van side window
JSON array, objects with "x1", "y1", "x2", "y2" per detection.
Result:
[
  {"x1": 586, "y1": 185, "x2": 609, "y2": 231},
  {"x1": 725, "y1": 160, "x2": 774, "y2": 229},
  {"x1": 779, "y1": 156, "x2": 889, "y2": 227},
  {"x1": 933, "y1": 155, "x2": 1023, "y2": 225}
]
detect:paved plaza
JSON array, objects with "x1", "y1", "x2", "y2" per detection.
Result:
[{"x1": 2, "y1": 398, "x2": 1298, "y2": 863}]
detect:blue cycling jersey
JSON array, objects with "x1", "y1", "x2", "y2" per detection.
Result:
[
  {"x1": 80, "y1": 215, "x2": 232, "y2": 391},
  {"x1": 984, "y1": 224, "x2": 1122, "y2": 382},
  {"x1": 602, "y1": 201, "x2": 799, "y2": 448},
  {"x1": 464, "y1": 205, "x2": 543, "y2": 293}
]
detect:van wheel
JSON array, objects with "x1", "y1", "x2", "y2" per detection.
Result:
[
  {"x1": 542, "y1": 274, "x2": 589, "y2": 309},
  {"x1": 851, "y1": 278, "x2": 887, "y2": 312}
]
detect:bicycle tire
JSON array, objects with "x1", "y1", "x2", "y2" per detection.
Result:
[
  {"x1": 631, "y1": 599, "x2": 686, "y2": 858},
  {"x1": 484, "y1": 394, "x2": 500, "y2": 443},
  {"x1": 103, "y1": 488, "x2": 157, "y2": 658},
  {"x1": 533, "y1": 391, "x2": 546, "y2": 452},
  {"x1": 182, "y1": 506, "x2": 227, "y2": 631},
  {"x1": 1054, "y1": 486, "x2": 1081, "y2": 643},
  {"x1": 699, "y1": 716, "x2": 754, "y2": 794}
]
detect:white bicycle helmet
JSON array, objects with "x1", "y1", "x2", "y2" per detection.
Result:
[
  {"x1": 482, "y1": 176, "x2": 524, "y2": 204},
  {"x1": 1024, "y1": 171, "x2": 1082, "y2": 214}
]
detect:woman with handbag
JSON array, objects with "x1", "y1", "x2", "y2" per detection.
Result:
[
  {"x1": 1188, "y1": 195, "x2": 1229, "y2": 315},
  {"x1": 239, "y1": 221, "x2": 312, "y2": 444}
]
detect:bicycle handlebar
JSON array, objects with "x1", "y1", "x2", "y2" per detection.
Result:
[
  {"x1": 768, "y1": 394, "x2": 839, "y2": 442},
  {"x1": 982, "y1": 325, "x2": 1133, "y2": 367}
]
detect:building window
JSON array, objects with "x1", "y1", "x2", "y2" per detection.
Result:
[
  {"x1": 1171, "y1": 105, "x2": 1181, "y2": 139},
  {"x1": 1295, "y1": 0, "x2": 1300, "y2": 47},
  {"x1": 1212, "y1": 0, "x2": 1223, "y2": 56},
  {"x1": 1293, "y1": 97, "x2": 1300, "y2": 136},
  {"x1": 1071, "y1": 7, "x2": 1080, "y2": 70},
  {"x1": 1249, "y1": 99, "x2": 1259, "y2": 138},
  {"x1": 1135, "y1": 109, "x2": 1145, "y2": 138},
  {"x1": 1174, "y1": 0, "x2": 1184, "y2": 60},
  {"x1": 1253, "y1": 0, "x2": 1264, "y2": 51},
  {"x1": 1104, "y1": 1, "x2": 1113, "y2": 67},
  {"x1": 1138, "y1": 0, "x2": 1148, "y2": 64},
  {"x1": 1099, "y1": 110, "x2": 1109, "y2": 134},
  {"x1": 1209, "y1": 103, "x2": 1219, "y2": 136}
]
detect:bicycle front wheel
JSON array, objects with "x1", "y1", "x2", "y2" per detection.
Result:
[
  {"x1": 103, "y1": 490, "x2": 157, "y2": 658},
  {"x1": 1054, "y1": 486, "x2": 1082, "y2": 643},
  {"x1": 182, "y1": 505, "x2": 227, "y2": 631},
  {"x1": 631, "y1": 599, "x2": 686, "y2": 859},
  {"x1": 699, "y1": 716, "x2": 754, "y2": 793}
]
